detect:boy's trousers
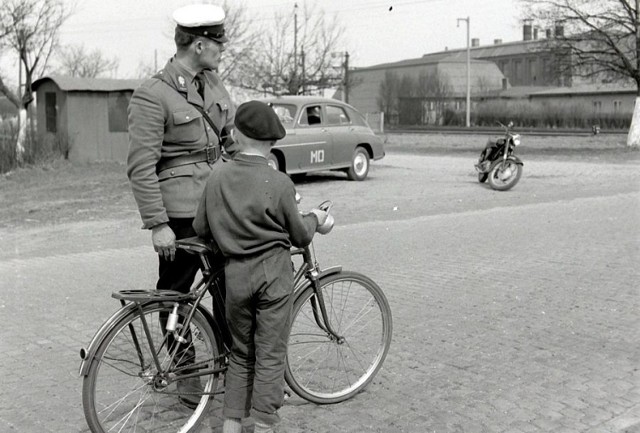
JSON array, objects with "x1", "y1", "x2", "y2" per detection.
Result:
[{"x1": 223, "y1": 247, "x2": 294, "y2": 425}]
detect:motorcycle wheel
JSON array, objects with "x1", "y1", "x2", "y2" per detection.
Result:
[
  {"x1": 488, "y1": 160, "x2": 522, "y2": 191},
  {"x1": 478, "y1": 172, "x2": 488, "y2": 183}
]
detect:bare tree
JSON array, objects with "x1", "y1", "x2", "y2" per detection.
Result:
[
  {"x1": 0, "y1": 0, "x2": 70, "y2": 162},
  {"x1": 420, "y1": 71, "x2": 452, "y2": 125},
  {"x1": 55, "y1": 44, "x2": 118, "y2": 78},
  {"x1": 230, "y1": 2, "x2": 346, "y2": 96},
  {"x1": 377, "y1": 71, "x2": 399, "y2": 125},
  {"x1": 521, "y1": 0, "x2": 639, "y2": 146},
  {"x1": 218, "y1": 0, "x2": 260, "y2": 85}
]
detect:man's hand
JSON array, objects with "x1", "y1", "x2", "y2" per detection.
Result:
[
  {"x1": 309, "y1": 208, "x2": 329, "y2": 227},
  {"x1": 152, "y1": 223, "x2": 176, "y2": 261}
]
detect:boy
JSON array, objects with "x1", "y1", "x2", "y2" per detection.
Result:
[{"x1": 193, "y1": 100, "x2": 328, "y2": 433}]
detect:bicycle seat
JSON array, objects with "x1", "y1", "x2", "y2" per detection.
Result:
[{"x1": 176, "y1": 236, "x2": 217, "y2": 255}]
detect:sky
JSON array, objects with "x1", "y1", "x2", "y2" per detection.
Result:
[{"x1": 0, "y1": 0, "x2": 525, "y2": 85}]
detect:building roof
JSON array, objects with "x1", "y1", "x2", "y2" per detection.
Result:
[
  {"x1": 529, "y1": 83, "x2": 637, "y2": 96},
  {"x1": 427, "y1": 39, "x2": 548, "y2": 61},
  {"x1": 352, "y1": 54, "x2": 496, "y2": 72},
  {"x1": 32, "y1": 75, "x2": 143, "y2": 92}
]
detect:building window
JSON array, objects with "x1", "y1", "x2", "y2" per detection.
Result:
[
  {"x1": 514, "y1": 60, "x2": 522, "y2": 83},
  {"x1": 593, "y1": 101, "x2": 602, "y2": 114},
  {"x1": 45, "y1": 92, "x2": 57, "y2": 133},
  {"x1": 613, "y1": 100, "x2": 622, "y2": 112},
  {"x1": 108, "y1": 91, "x2": 130, "y2": 132},
  {"x1": 528, "y1": 59, "x2": 536, "y2": 83}
]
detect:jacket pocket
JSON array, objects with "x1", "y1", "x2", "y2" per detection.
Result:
[
  {"x1": 172, "y1": 109, "x2": 202, "y2": 125},
  {"x1": 215, "y1": 97, "x2": 231, "y2": 114},
  {"x1": 158, "y1": 164, "x2": 197, "y2": 215}
]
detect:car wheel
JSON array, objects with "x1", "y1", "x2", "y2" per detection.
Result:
[
  {"x1": 347, "y1": 148, "x2": 370, "y2": 181},
  {"x1": 267, "y1": 153, "x2": 280, "y2": 171}
]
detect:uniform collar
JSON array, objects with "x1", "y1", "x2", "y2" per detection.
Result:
[
  {"x1": 234, "y1": 152, "x2": 268, "y2": 165},
  {"x1": 162, "y1": 57, "x2": 204, "y2": 107}
]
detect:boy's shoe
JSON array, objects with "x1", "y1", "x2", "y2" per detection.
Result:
[{"x1": 177, "y1": 377, "x2": 204, "y2": 409}]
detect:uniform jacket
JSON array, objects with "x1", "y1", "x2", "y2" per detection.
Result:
[
  {"x1": 127, "y1": 57, "x2": 236, "y2": 229},
  {"x1": 193, "y1": 153, "x2": 318, "y2": 257}
]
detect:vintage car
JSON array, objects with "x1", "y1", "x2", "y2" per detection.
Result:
[{"x1": 260, "y1": 96, "x2": 385, "y2": 181}]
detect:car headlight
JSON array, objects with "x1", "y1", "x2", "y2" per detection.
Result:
[{"x1": 512, "y1": 134, "x2": 521, "y2": 146}]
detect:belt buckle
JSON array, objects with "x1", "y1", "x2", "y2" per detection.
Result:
[{"x1": 205, "y1": 146, "x2": 218, "y2": 164}]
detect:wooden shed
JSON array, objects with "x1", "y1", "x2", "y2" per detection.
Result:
[{"x1": 32, "y1": 75, "x2": 143, "y2": 162}]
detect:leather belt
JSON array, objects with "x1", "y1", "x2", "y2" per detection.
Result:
[{"x1": 156, "y1": 146, "x2": 220, "y2": 173}]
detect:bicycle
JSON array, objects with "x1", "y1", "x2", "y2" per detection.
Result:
[{"x1": 78, "y1": 201, "x2": 393, "y2": 433}]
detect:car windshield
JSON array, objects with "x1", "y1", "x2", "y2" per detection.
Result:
[{"x1": 270, "y1": 104, "x2": 297, "y2": 126}]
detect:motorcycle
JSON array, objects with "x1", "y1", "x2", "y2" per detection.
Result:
[{"x1": 475, "y1": 121, "x2": 523, "y2": 191}]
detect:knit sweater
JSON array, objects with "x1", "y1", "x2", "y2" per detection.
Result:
[{"x1": 193, "y1": 153, "x2": 318, "y2": 257}]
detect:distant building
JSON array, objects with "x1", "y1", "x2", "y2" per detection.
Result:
[
  {"x1": 32, "y1": 75, "x2": 142, "y2": 162},
  {"x1": 349, "y1": 55, "x2": 505, "y2": 125},
  {"x1": 346, "y1": 23, "x2": 637, "y2": 126}
]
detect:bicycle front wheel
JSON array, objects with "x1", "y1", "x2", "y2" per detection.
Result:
[
  {"x1": 82, "y1": 302, "x2": 222, "y2": 433},
  {"x1": 285, "y1": 271, "x2": 392, "y2": 404}
]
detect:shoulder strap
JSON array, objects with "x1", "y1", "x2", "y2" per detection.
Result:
[{"x1": 153, "y1": 70, "x2": 223, "y2": 143}]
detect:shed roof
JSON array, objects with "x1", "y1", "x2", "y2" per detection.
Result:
[{"x1": 32, "y1": 75, "x2": 143, "y2": 92}]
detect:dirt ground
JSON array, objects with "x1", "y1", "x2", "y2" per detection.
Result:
[{"x1": 0, "y1": 133, "x2": 637, "y2": 229}]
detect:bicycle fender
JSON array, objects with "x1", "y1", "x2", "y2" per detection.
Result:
[
  {"x1": 78, "y1": 301, "x2": 144, "y2": 377},
  {"x1": 196, "y1": 304, "x2": 227, "y2": 353},
  {"x1": 294, "y1": 266, "x2": 343, "y2": 292}
]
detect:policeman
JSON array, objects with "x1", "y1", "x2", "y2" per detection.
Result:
[{"x1": 126, "y1": 3, "x2": 235, "y2": 406}]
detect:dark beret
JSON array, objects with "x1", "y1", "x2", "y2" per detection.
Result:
[{"x1": 234, "y1": 101, "x2": 286, "y2": 141}]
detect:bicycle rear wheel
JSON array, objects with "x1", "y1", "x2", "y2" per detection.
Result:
[
  {"x1": 82, "y1": 302, "x2": 222, "y2": 433},
  {"x1": 285, "y1": 271, "x2": 392, "y2": 404}
]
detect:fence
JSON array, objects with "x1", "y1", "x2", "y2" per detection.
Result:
[{"x1": 365, "y1": 112, "x2": 385, "y2": 133}]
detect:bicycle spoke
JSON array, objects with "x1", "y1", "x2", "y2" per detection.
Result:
[
  {"x1": 286, "y1": 273, "x2": 391, "y2": 403},
  {"x1": 98, "y1": 381, "x2": 148, "y2": 420},
  {"x1": 341, "y1": 300, "x2": 377, "y2": 335},
  {"x1": 85, "y1": 302, "x2": 220, "y2": 433}
]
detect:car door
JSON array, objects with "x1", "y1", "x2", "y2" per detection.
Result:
[
  {"x1": 287, "y1": 103, "x2": 332, "y2": 173},
  {"x1": 324, "y1": 104, "x2": 358, "y2": 167}
]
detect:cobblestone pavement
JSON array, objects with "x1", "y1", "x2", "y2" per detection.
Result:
[{"x1": 1, "y1": 153, "x2": 639, "y2": 433}]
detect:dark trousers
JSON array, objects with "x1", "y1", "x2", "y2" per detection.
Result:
[
  {"x1": 157, "y1": 218, "x2": 201, "y2": 368},
  {"x1": 223, "y1": 248, "x2": 294, "y2": 426},
  {"x1": 157, "y1": 218, "x2": 201, "y2": 293}
]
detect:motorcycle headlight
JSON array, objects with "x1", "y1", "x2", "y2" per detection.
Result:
[{"x1": 512, "y1": 134, "x2": 521, "y2": 146}]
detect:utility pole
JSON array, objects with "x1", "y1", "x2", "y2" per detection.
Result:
[
  {"x1": 293, "y1": 3, "x2": 298, "y2": 93},
  {"x1": 457, "y1": 16, "x2": 471, "y2": 127},
  {"x1": 301, "y1": 45, "x2": 306, "y2": 95},
  {"x1": 344, "y1": 52, "x2": 349, "y2": 103}
]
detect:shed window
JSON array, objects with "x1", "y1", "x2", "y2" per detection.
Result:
[
  {"x1": 45, "y1": 92, "x2": 57, "y2": 133},
  {"x1": 108, "y1": 91, "x2": 130, "y2": 132}
]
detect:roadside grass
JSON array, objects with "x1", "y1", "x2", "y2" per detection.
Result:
[
  {"x1": 383, "y1": 132, "x2": 638, "y2": 162},
  {"x1": 0, "y1": 159, "x2": 135, "y2": 228},
  {"x1": 1, "y1": 134, "x2": 637, "y2": 229}
]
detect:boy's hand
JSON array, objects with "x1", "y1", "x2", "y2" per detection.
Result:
[
  {"x1": 152, "y1": 223, "x2": 176, "y2": 261},
  {"x1": 309, "y1": 208, "x2": 329, "y2": 226}
]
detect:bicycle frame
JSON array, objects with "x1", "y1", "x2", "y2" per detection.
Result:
[{"x1": 79, "y1": 240, "x2": 344, "y2": 383}]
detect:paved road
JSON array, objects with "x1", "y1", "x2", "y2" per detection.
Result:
[{"x1": 1, "y1": 153, "x2": 639, "y2": 433}]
